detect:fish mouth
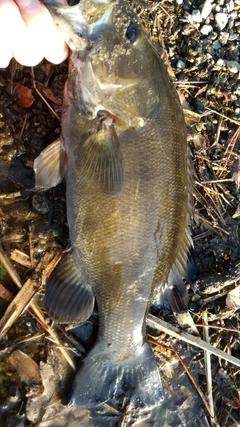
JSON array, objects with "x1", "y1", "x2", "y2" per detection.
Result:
[{"x1": 44, "y1": 0, "x2": 116, "y2": 43}]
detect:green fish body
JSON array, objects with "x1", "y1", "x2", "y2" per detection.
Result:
[{"x1": 34, "y1": 0, "x2": 193, "y2": 421}]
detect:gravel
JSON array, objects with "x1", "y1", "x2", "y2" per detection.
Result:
[{"x1": 157, "y1": 0, "x2": 240, "y2": 120}]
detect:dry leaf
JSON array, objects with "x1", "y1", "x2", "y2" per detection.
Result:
[
  {"x1": 9, "y1": 349, "x2": 42, "y2": 385},
  {"x1": 14, "y1": 85, "x2": 34, "y2": 108}
]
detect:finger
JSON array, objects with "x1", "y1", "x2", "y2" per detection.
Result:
[
  {"x1": 0, "y1": 1, "x2": 18, "y2": 67},
  {"x1": 0, "y1": 0, "x2": 46, "y2": 66},
  {"x1": 0, "y1": 48, "x2": 12, "y2": 68},
  {"x1": 15, "y1": 0, "x2": 69, "y2": 64}
]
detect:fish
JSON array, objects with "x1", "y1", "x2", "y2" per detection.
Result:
[{"x1": 34, "y1": 0, "x2": 194, "y2": 422}]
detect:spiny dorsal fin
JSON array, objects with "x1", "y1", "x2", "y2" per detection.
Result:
[{"x1": 45, "y1": 251, "x2": 95, "y2": 323}]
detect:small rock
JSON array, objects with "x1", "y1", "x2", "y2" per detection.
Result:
[
  {"x1": 231, "y1": 94, "x2": 237, "y2": 102},
  {"x1": 228, "y1": 12, "x2": 237, "y2": 29},
  {"x1": 228, "y1": 33, "x2": 239, "y2": 41},
  {"x1": 200, "y1": 24, "x2": 212, "y2": 35},
  {"x1": 177, "y1": 59, "x2": 186, "y2": 69},
  {"x1": 72, "y1": 321, "x2": 94, "y2": 343},
  {"x1": 235, "y1": 84, "x2": 240, "y2": 96},
  {"x1": 32, "y1": 194, "x2": 50, "y2": 214},
  {"x1": 215, "y1": 12, "x2": 228, "y2": 30},
  {"x1": 219, "y1": 32, "x2": 229, "y2": 44},
  {"x1": 202, "y1": 38, "x2": 210, "y2": 47},
  {"x1": 192, "y1": 9, "x2": 202, "y2": 23},
  {"x1": 209, "y1": 31, "x2": 218, "y2": 40},
  {"x1": 201, "y1": 0, "x2": 212, "y2": 19},
  {"x1": 212, "y1": 40, "x2": 221, "y2": 50},
  {"x1": 226, "y1": 285, "x2": 240, "y2": 308},
  {"x1": 226, "y1": 0, "x2": 235, "y2": 13},
  {"x1": 226, "y1": 61, "x2": 240, "y2": 74},
  {"x1": 185, "y1": 12, "x2": 193, "y2": 24}
]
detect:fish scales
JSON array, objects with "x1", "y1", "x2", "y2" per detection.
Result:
[
  {"x1": 66, "y1": 110, "x2": 187, "y2": 345},
  {"x1": 34, "y1": 0, "x2": 194, "y2": 424}
]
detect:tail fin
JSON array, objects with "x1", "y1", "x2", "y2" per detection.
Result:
[{"x1": 68, "y1": 341, "x2": 164, "y2": 419}]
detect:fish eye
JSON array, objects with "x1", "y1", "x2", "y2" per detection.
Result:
[{"x1": 126, "y1": 23, "x2": 139, "y2": 44}]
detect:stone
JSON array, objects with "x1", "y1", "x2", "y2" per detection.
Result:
[{"x1": 215, "y1": 12, "x2": 228, "y2": 30}]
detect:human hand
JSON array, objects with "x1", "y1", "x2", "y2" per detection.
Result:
[{"x1": 0, "y1": 0, "x2": 69, "y2": 67}]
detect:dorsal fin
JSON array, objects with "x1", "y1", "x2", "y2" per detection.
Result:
[{"x1": 154, "y1": 146, "x2": 196, "y2": 314}]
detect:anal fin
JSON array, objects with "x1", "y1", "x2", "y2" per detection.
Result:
[{"x1": 44, "y1": 252, "x2": 94, "y2": 323}]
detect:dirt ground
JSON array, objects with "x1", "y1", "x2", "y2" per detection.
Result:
[{"x1": 0, "y1": 0, "x2": 240, "y2": 426}]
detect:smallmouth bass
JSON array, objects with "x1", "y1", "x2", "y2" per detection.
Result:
[{"x1": 34, "y1": 0, "x2": 194, "y2": 423}]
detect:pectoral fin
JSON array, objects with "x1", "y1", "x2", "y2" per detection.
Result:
[
  {"x1": 34, "y1": 138, "x2": 66, "y2": 189},
  {"x1": 81, "y1": 124, "x2": 123, "y2": 195},
  {"x1": 45, "y1": 252, "x2": 95, "y2": 323}
]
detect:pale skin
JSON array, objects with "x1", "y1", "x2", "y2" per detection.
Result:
[{"x1": 0, "y1": 0, "x2": 69, "y2": 67}]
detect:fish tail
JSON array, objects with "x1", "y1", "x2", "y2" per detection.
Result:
[{"x1": 69, "y1": 341, "x2": 164, "y2": 417}]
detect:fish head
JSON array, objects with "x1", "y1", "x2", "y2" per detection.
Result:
[
  {"x1": 46, "y1": 0, "x2": 161, "y2": 127},
  {"x1": 84, "y1": 1, "x2": 160, "y2": 127}
]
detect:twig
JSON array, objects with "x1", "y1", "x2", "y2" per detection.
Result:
[
  {"x1": 174, "y1": 349, "x2": 218, "y2": 425},
  {"x1": 31, "y1": 67, "x2": 60, "y2": 120},
  {"x1": 0, "y1": 243, "x2": 22, "y2": 288},
  {"x1": 0, "y1": 244, "x2": 75, "y2": 369},
  {"x1": 215, "y1": 116, "x2": 223, "y2": 146},
  {"x1": 147, "y1": 314, "x2": 240, "y2": 368},
  {"x1": 0, "y1": 275, "x2": 42, "y2": 337},
  {"x1": 203, "y1": 108, "x2": 240, "y2": 127},
  {"x1": 149, "y1": 336, "x2": 218, "y2": 424},
  {"x1": 18, "y1": 113, "x2": 28, "y2": 145},
  {"x1": 196, "y1": 179, "x2": 233, "y2": 184},
  {"x1": 202, "y1": 312, "x2": 215, "y2": 424},
  {"x1": 10, "y1": 249, "x2": 32, "y2": 268},
  {"x1": 0, "y1": 283, "x2": 12, "y2": 302},
  {"x1": 195, "y1": 181, "x2": 226, "y2": 226},
  {"x1": 218, "y1": 126, "x2": 240, "y2": 178}
]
